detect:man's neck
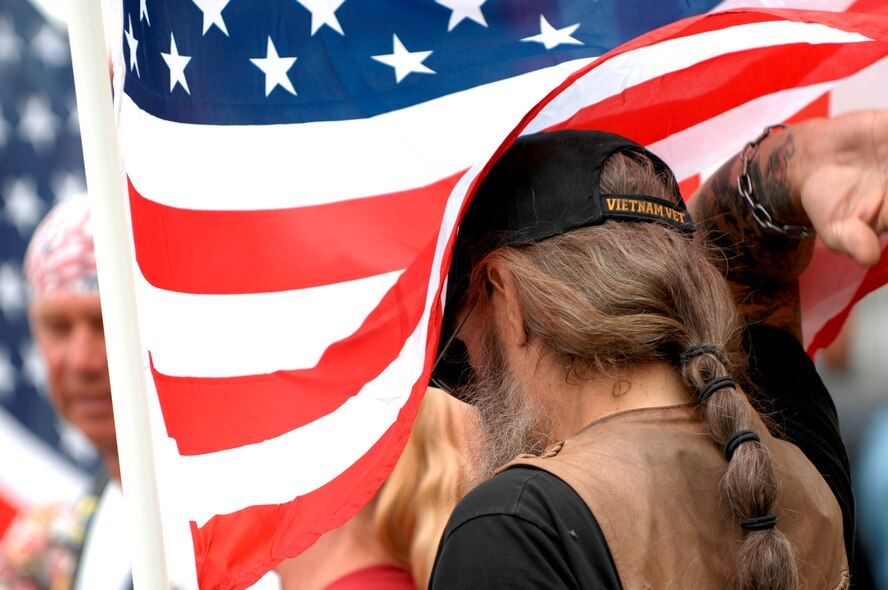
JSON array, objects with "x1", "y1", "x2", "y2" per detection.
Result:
[{"x1": 541, "y1": 361, "x2": 694, "y2": 441}]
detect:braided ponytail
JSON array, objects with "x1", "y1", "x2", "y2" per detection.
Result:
[{"x1": 681, "y1": 347, "x2": 798, "y2": 590}]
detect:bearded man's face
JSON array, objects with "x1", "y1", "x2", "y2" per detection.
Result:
[{"x1": 453, "y1": 320, "x2": 553, "y2": 485}]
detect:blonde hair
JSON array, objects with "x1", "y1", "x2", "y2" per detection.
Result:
[{"x1": 372, "y1": 387, "x2": 473, "y2": 589}]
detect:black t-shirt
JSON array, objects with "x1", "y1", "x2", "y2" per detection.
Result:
[
  {"x1": 742, "y1": 325, "x2": 854, "y2": 558},
  {"x1": 429, "y1": 467, "x2": 617, "y2": 589},
  {"x1": 428, "y1": 325, "x2": 854, "y2": 589}
]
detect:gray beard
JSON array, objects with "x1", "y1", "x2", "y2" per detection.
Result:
[{"x1": 453, "y1": 327, "x2": 553, "y2": 488}]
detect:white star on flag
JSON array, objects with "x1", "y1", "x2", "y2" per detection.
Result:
[
  {"x1": 17, "y1": 95, "x2": 58, "y2": 153},
  {"x1": 372, "y1": 34, "x2": 434, "y2": 83},
  {"x1": 51, "y1": 171, "x2": 86, "y2": 202},
  {"x1": 4, "y1": 177, "x2": 43, "y2": 235},
  {"x1": 294, "y1": 0, "x2": 346, "y2": 36},
  {"x1": 192, "y1": 0, "x2": 231, "y2": 36},
  {"x1": 0, "y1": 347, "x2": 14, "y2": 399},
  {"x1": 522, "y1": 15, "x2": 583, "y2": 50},
  {"x1": 140, "y1": 0, "x2": 151, "y2": 25},
  {"x1": 66, "y1": 96, "x2": 79, "y2": 132},
  {"x1": 0, "y1": 264, "x2": 24, "y2": 319},
  {"x1": 250, "y1": 37, "x2": 298, "y2": 97},
  {"x1": 0, "y1": 112, "x2": 8, "y2": 148},
  {"x1": 125, "y1": 14, "x2": 140, "y2": 77},
  {"x1": 0, "y1": 16, "x2": 21, "y2": 63},
  {"x1": 20, "y1": 341, "x2": 45, "y2": 390},
  {"x1": 162, "y1": 33, "x2": 192, "y2": 94},
  {"x1": 32, "y1": 24, "x2": 68, "y2": 66},
  {"x1": 436, "y1": 0, "x2": 488, "y2": 32}
]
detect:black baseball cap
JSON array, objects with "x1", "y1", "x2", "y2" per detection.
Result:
[{"x1": 430, "y1": 129, "x2": 694, "y2": 395}]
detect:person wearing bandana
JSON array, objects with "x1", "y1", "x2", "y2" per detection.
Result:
[
  {"x1": 0, "y1": 195, "x2": 131, "y2": 590},
  {"x1": 429, "y1": 111, "x2": 888, "y2": 589}
]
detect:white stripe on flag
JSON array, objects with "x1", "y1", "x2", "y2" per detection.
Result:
[
  {"x1": 139, "y1": 270, "x2": 402, "y2": 378},
  {"x1": 714, "y1": 0, "x2": 857, "y2": 12}
]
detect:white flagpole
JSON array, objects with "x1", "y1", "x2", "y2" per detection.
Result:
[{"x1": 66, "y1": 1, "x2": 169, "y2": 588}]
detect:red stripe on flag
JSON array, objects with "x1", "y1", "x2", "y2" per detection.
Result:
[
  {"x1": 807, "y1": 244, "x2": 888, "y2": 357},
  {"x1": 678, "y1": 175, "x2": 701, "y2": 200},
  {"x1": 785, "y1": 93, "x2": 831, "y2": 123},
  {"x1": 0, "y1": 493, "x2": 18, "y2": 535},
  {"x1": 849, "y1": 0, "x2": 888, "y2": 16},
  {"x1": 190, "y1": 382, "x2": 425, "y2": 590},
  {"x1": 153, "y1": 237, "x2": 437, "y2": 456},
  {"x1": 129, "y1": 175, "x2": 456, "y2": 294},
  {"x1": 550, "y1": 42, "x2": 888, "y2": 145}
]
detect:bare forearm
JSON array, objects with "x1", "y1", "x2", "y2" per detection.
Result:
[{"x1": 690, "y1": 126, "x2": 815, "y2": 341}]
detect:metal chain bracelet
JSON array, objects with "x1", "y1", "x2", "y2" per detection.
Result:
[{"x1": 737, "y1": 124, "x2": 815, "y2": 240}]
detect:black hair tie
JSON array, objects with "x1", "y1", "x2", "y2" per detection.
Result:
[
  {"x1": 723, "y1": 430, "x2": 760, "y2": 460},
  {"x1": 740, "y1": 514, "x2": 778, "y2": 532},
  {"x1": 697, "y1": 376, "x2": 736, "y2": 403},
  {"x1": 680, "y1": 344, "x2": 728, "y2": 367}
]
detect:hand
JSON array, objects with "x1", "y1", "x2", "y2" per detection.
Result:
[{"x1": 792, "y1": 111, "x2": 888, "y2": 267}]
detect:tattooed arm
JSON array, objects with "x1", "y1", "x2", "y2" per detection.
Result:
[{"x1": 690, "y1": 111, "x2": 888, "y2": 342}]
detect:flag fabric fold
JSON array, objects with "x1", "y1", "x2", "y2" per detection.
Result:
[{"x1": 109, "y1": 1, "x2": 888, "y2": 588}]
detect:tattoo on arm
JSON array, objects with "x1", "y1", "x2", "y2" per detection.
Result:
[{"x1": 690, "y1": 131, "x2": 814, "y2": 342}]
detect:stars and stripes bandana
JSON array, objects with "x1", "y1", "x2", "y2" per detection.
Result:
[{"x1": 23, "y1": 194, "x2": 98, "y2": 301}]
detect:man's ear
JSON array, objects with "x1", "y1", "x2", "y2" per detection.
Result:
[{"x1": 486, "y1": 261, "x2": 527, "y2": 347}]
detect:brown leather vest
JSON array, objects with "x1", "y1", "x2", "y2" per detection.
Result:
[{"x1": 502, "y1": 403, "x2": 848, "y2": 589}]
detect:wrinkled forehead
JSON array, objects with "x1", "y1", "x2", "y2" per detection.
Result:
[
  {"x1": 29, "y1": 290, "x2": 103, "y2": 324},
  {"x1": 24, "y1": 195, "x2": 98, "y2": 301}
]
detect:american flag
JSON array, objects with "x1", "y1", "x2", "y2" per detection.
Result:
[
  {"x1": 101, "y1": 0, "x2": 888, "y2": 588},
  {"x1": 0, "y1": 0, "x2": 95, "y2": 535},
  {"x1": 112, "y1": 1, "x2": 732, "y2": 587}
]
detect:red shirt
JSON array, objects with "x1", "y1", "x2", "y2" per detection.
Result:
[{"x1": 325, "y1": 564, "x2": 415, "y2": 590}]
